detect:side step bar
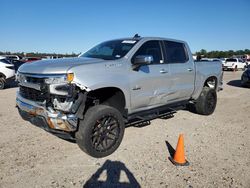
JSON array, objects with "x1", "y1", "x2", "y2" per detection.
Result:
[{"x1": 125, "y1": 100, "x2": 188, "y2": 126}]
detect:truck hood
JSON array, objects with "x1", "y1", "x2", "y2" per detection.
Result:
[
  {"x1": 18, "y1": 57, "x2": 104, "y2": 74},
  {"x1": 223, "y1": 61, "x2": 236, "y2": 66}
]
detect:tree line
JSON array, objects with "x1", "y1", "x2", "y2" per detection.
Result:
[
  {"x1": 0, "y1": 51, "x2": 79, "y2": 58},
  {"x1": 1, "y1": 49, "x2": 250, "y2": 59},
  {"x1": 195, "y1": 49, "x2": 250, "y2": 58}
]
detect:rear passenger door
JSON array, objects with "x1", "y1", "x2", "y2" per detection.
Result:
[{"x1": 163, "y1": 40, "x2": 195, "y2": 102}]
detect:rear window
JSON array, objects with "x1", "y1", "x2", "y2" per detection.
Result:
[
  {"x1": 226, "y1": 58, "x2": 237, "y2": 62},
  {"x1": 0, "y1": 59, "x2": 12, "y2": 64},
  {"x1": 164, "y1": 41, "x2": 188, "y2": 63}
]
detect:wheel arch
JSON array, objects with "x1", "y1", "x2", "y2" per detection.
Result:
[
  {"x1": 0, "y1": 72, "x2": 6, "y2": 79},
  {"x1": 85, "y1": 86, "x2": 127, "y2": 116},
  {"x1": 203, "y1": 76, "x2": 218, "y2": 90}
]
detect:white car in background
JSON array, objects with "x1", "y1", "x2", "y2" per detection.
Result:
[
  {"x1": 222, "y1": 58, "x2": 246, "y2": 71},
  {"x1": 219, "y1": 58, "x2": 227, "y2": 63},
  {"x1": 3, "y1": 55, "x2": 22, "y2": 61},
  {"x1": 0, "y1": 56, "x2": 15, "y2": 89}
]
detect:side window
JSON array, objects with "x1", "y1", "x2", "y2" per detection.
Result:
[
  {"x1": 164, "y1": 41, "x2": 188, "y2": 63},
  {"x1": 133, "y1": 40, "x2": 163, "y2": 64}
]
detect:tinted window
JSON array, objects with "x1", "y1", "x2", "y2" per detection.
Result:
[
  {"x1": 226, "y1": 58, "x2": 237, "y2": 62},
  {"x1": 0, "y1": 59, "x2": 12, "y2": 64},
  {"x1": 133, "y1": 40, "x2": 162, "y2": 64},
  {"x1": 82, "y1": 39, "x2": 138, "y2": 60},
  {"x1": 164, "y1": 41, "x2": 188, "y2": 63}
]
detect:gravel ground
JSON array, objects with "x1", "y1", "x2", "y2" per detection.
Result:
[{"x1": 0, "y1": 71, "x2": 249, "y2": 188}]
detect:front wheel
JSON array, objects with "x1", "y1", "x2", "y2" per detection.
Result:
[
  {"x1": 194, "y1": 87, "x2": 217, "y2": 115},
  {"x1": 76, "y1": 105, "x2": 125, "y2": 158},
  {"x1": 0, "y1": 78, "x2": 5, "y2": 90}
]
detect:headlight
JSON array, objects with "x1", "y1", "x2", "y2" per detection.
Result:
[
  {"x1": 16, "y1": 72, "x2": 26, "y2": 82},
  {"x1": 44, "y1": 73, "x2": 74, "y2": 84},
  {"x1": 44, "y1": 76, "x2": 67, "y2": 84}
]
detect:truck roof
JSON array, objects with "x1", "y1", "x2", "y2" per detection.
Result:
[{"x1": 112, "y1": 36, "x2": 186, "y2": 44}]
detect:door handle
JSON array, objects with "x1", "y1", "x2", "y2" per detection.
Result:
[
  {"x1": 187, "y1": 68, "x2": 193, "y2": 72},
  {"x1": 160, "y1": 69, "x2": 168, "y2": 74}
]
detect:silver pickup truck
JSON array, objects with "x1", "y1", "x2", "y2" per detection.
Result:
[{"x1": 16, "y1": 36, "x2": 223, "y2": 158}]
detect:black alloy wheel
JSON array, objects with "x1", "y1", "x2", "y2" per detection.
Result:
[
  {"x1": 76, "y1": 105, "x2": 125, "y2": 158},
  {"x1": 91, "y1": 115, "x2": 120, "y2": 152},
  {"x1": 206, "y1": 90, "x2": 216, "y2": 114},
  {"x1": 194, "y1": 87, "x2": 217, "y2": 115}
]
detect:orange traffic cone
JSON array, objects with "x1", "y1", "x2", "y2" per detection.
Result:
[{"x1": 169, "y1": 134, "x2": 189, "y2": 166}]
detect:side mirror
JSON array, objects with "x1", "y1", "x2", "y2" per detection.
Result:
[{"x1": 133, "y1": 55, "x2": 153, "y2": 65}]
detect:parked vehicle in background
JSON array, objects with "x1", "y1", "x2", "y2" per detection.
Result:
[
  {"x1": 246, "y1": 59, "x2": 250, "y2": 66},
  {"x1": 220, "y1": 58, "x2": 227, "y2": 63},
  {"x1": 211, "y1": 58, "x2": 222, "y2": 62},
  {"x1": 3, "y1": 55, "x2": 22, "y2": 61},
  {"x1": 222, "y1": 58, "x2": 246, "y2": 71},
  {"x1": 42, "y1": 56, "x2": 63, "y2": 60},
  {"x1": 0, "y1": 56, "x2": 15, "y2": 89},
  {"x1": 11, "y1": 60, "x2": 26, "y2": 72},
  {"x1": 233, "y1": 55, "x2": 248, "y2": 63},
  {"x1": 16, "y1": 36, "x2": 223, "y2": 158},
  {"x1": 200, "y1": 58, "x2": 211, "y2": 62},
  {"x1": 199, "y1": 58, "x2": 222, "y2": 65},
  {"x1": 22, "y1": 57, "x2": 41, "y2": 62},
  {"x1": 241, "y1": 65, "x2": 250, "y2": 87}
]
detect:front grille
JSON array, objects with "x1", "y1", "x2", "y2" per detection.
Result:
[
  {"x1": 19, "y1": 86, "x2": 48, "y2": 102},
  {"x1": 25, "y1": 76, "x2": 45, "y2": 84}
]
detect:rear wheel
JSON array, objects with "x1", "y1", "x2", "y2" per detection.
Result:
[
  {"x1": 76, "y1": 105, "x2": 125, "y2": 158},
  {"x1": 234, "y1": 66, "x2": 238, "y2": 71},
  {"x1": 0, "y1": 78, "x2": 5, "y2": 90},
  {"x1": 194, "y1": 87, "x2": 217, "y2": 115}
]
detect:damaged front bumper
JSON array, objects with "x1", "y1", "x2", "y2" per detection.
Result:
[{"x1": 16, "y1": 92, "x2": 78, "y2": 138}]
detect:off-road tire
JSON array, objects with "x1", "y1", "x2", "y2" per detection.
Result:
[
  {"x1": 0, "y1": 78, "x2": 5, "y2": 90},
  {"x1": 76, "y1": 105, "x2": 125, "y2": 158},
  {"x1": 194, "y1": 87, "x2": 217, "y2": 115}
]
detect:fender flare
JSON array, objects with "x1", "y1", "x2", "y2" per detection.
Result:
[{"x1": 0, "y1": 73, "x2": 6, "y2": 80}]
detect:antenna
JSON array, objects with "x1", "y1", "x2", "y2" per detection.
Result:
[{"x1": 133, "y1": 34, "x2": 140, "y2": 38}]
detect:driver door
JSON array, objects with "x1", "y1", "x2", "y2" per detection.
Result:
[{"x1": 129, "y1": 40, "x2": 170, "y2": 113}]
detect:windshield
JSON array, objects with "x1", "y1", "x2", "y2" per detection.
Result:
[
  {"x1": 81, "y1": 39, "x2": 138, "y2": 60},
  {"x1": 226, "y1": 58, "x2": 237, "y2": 62}
]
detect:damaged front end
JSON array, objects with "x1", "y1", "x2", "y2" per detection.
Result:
[{"x1": 16, "y1": 73, "x2": 88, "y2": 138}]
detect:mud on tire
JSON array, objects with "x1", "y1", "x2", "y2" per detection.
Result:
[{"x1": 75, "y1": 105, "x2": 125, "y2": 158}]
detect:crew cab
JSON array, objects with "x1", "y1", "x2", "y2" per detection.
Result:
[
  {"x1": 16, "y1": 36, "x2": 223, "y2": 158},
  {"x1": 223, "y1": 58, "x2": 246, "y2": 71}
]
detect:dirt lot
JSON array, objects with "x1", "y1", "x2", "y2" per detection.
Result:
[{"x1": 0, "y1": 71, "x2": 249, "y2": 188}]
